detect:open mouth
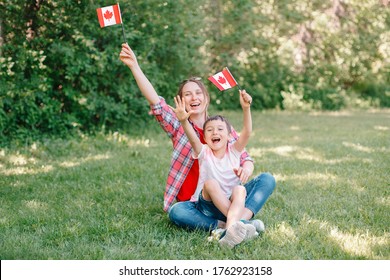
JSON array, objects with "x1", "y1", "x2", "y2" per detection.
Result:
[
  {"x1": 211, "y1": 137, "x2": 221, "y2": 144},
  {"x1": 190, "y1": 103, "x2": 201, "y2": 109}
]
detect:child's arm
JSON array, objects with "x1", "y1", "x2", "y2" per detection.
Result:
[
  {"x1": 233, "y1": 90, "x2": 253, "y2": 152},
  {"x1": 172, "y1": 96, "x2": 203, "y2": 157}
]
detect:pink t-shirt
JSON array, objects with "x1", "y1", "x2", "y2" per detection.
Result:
[{"x1": 191, "y1": 144, "x2": 241, "y2": 201}]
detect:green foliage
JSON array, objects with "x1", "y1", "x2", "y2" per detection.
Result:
[
  {"x1": 354, "y1": 82, "x2": 390, "y2": 107},
  {"x1": 1, "y1": 0, "x2": 389, "y2": 144}
]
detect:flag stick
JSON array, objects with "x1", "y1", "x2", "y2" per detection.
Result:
[
  {"x1": 117, "y1": 2, "x2": 127, "y2": 43},
  {"x1": 224, "y1": 67, "x2": 242, "y2": 91},
  {"x1": 121, "y1": 23, "x2": 127, "y2": 43}
]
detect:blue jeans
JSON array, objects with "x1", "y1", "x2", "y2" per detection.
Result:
[{"x1": 168, "y1": 172, "x2": 276, "y2": 231}]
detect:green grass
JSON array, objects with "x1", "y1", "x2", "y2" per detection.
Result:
[{"x1": 0, "y1": 110, "x2": 389, "y2": 259}]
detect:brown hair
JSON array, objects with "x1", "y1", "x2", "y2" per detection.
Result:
[{"x1": 203, "y1": 115, "x2": 232, "y2": 134}]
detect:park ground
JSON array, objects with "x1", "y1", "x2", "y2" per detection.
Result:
[{"x1": 0, "y1": 110, "x2": 389, "y2": 259}]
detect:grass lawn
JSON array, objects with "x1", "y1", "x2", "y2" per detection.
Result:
[{"x1": 0, "y1": 110, "x2": 389, "y2": 260}]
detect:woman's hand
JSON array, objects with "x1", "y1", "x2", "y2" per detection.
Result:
[
  {"x1": 119, "y1": 43, "x2": 138, "y2": 69},
  {"x1": 239, "y1": 89, "x2": 253, "y2": 109},
  {"x1": 172, "y1": 96, "x2": 193, "y2": 123}
]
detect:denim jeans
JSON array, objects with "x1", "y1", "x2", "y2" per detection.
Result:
[{"x1": 168, "y1": 172, "x2": 276, "y2": 231}]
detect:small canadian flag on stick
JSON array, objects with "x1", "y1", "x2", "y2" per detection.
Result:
[
  {"x1": 208, "y1": 67, "x2": 239, "y2": 91},
  {"x1": 96, "y1": 4, "x2": 122, "y2": 28}
]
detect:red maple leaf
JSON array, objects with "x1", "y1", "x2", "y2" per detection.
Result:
[
  {"x1": 217, "y1": 76, "x2": 226, "y2": 84},
  {"x1": 104, "y1": 10, "x2": 113, "y2": 20}
]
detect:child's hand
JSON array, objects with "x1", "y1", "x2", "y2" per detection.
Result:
[
  {"x1": 172, "y1": 96, "x2": 193, "y2": 123},
  {"x1": 239, "y1": 90, "x2": 252, "y2": 109},
  {"x1": 233, "y1": 167, "x2": 251, "y2": 184}
]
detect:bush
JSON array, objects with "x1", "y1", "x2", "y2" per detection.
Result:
[
  {"x1": 355, "y1": 83, "x2": 390, "y2": 108},
  {"x1": 1, "y1": 0, "x2": 389, "y2": 145}
]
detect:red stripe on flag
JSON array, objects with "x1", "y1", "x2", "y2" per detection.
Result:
[
  {"x1": 208, "y1": 76, "x2": 225, "y2": 91},
  {"x1": 222, "y1": 68, "x2": 238, "y2": 87},
  {"x1": 96, "y1": 8, "x2": 105, "y2": 28},
  {"x1": 113, "y1": 4, "x2": 122, "y2": 24}
]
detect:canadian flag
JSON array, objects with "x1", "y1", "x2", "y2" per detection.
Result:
[
  {"x1": 96, "y1": 4, "x2": 122, "y2": 28},
  {"x1": 208, "y1": 67, "x2": 238, "y2": 91}
]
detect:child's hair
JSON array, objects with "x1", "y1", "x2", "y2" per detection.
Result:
[{"x1": 203, "y1": 115, "x2": 232, "y2": 133}]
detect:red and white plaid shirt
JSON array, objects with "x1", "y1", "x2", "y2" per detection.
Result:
[{"x1": 151, "y1": 97, "x2": 253, "y2": 212}]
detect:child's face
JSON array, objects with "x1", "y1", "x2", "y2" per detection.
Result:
[
  {"x1": 181, "y1": 82, "x2": 207, "y2": 116},
  {"x1": 203, "y1": 119, "x2": 230, "y2": 151}
]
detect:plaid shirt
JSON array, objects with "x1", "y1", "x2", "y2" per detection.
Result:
[{"x1": 151, "y1": 97, "x2": 253, "y2": 212}]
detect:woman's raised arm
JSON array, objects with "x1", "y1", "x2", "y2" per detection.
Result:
[{"x1": 119, "y1": 43, "x2": 160, "y2": 105}]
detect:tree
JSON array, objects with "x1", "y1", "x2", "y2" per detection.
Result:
[{"x1": 1, "y1": 0, "x2": 389, "y2": 145}]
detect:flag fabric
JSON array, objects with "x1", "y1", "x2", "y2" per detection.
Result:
[
  {"x1": 96, "y1": 4, "x2": 122, "y2": 28},
  {"x1": 208, "y1": 67, "x2": 238, "y2": 91}
]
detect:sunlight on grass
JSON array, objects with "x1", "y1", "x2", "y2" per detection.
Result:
[
  {"x1": 374, "y1": 125, "x2": 389, "y2": 131},
  {"x1": 1, "y1": 165, "x2": 54, "y2": 176},
  {"x1": 342, "y1": 142, "x2": 374, "y2": 153},
  {"x1": 274, "y1": 172, "x2": 338, "y2": 182},
  {"x1": 0, "y1": 218, "x2": 9, "y2": 226},
  {"x1": 59, "y1": 161, "x2": 80, "y2": 168},
  {"x1": 329, "y1": 228, "x2": 389, "y2": 259},
  {"x1": 66, "y1": 221, "x2": 84, "y2": 235},
  {"x1": 0, "y1": 152, "x2": 112, "y2": 176},
  {"x1": 59, "y1": 153, "x2": 111, "y2": 168},
  {"x1": 24, "y1": 200, "x2": 48, "y2": 211},
  {"x1": 347, "y1": 180, "x2": 367, "y2": 193},
  {"x1": 269, "y1": 222, "x2": 298, "y2": 245},
  {"x1": 309, "y1": 111, "x2": 353, "y2": 117},
  {"x1": 249, "y1": 145, "x2": 367, "y2": 164},
  {"x1": 249, "y1": 145, "x2": 306, "y2": 157},
  {"x1": 0, "y1": 152, "x2": 54, "y2": 175},
  {"x1": 298, "y1": 216, "x2": 389, "y2": 259},
  {"x1": 105, "y1": 132, "x2": 151, "y2": 147},
  {"x1": 375, "y1": 196, "x2": 390, "y2": 207},
  {"x1": 8, "y1": 154, "x2": 31, "y2": 165}
]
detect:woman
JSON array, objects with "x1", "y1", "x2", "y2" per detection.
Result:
[{"x1": 119, "y1": 43, "x2": 276, "y2": 232}]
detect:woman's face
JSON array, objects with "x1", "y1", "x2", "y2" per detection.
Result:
[{"x1": 181, "y1": 81, "x2": 208, "y2": 116}]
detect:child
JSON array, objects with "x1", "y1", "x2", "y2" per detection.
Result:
[{"x1": 173, "y1": 90, "x2": 258, "y2": 248}]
